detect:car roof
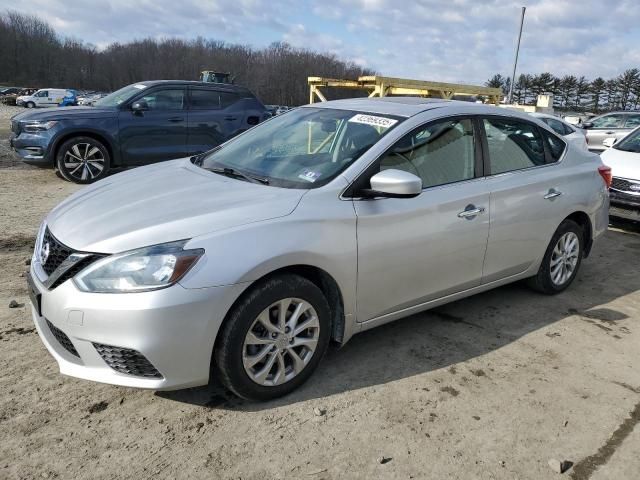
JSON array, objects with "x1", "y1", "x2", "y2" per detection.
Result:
[
  {"x1": 137, "y1": 80, "x2": 249, "y2": 92},
  {"x1": 303, "y1": 97, "x2": 532, "y2": 119}
]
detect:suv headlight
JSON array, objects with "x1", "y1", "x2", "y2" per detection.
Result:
[
  {"x1": 22, "y1": 120, "x2": 58, "y2": 132},
  {"x1": 74, "y1": 240, "x2": 204, "y2": 293}
]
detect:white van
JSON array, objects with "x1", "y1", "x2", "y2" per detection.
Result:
[{"x1": 16, "y1": 89, "x2": 72, "y2": 108}]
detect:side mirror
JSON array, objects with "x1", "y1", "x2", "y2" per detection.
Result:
[
  {"x1": 602, "y1": 137, "x2": 617, "y2": 148},
  {"x1": 131, "y1": 100, "x2": 149, "y2": 113},
  {"x1": 582, "y1": 122, "x2": 593, "y2": 129},
  {"x1": 361, "y1": 169, "x2": 422, "y2": 198}
]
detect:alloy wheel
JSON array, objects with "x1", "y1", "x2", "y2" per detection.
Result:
[
  {"x1": 63, "y1": 143, "x2": 105, "y2": 182},
  {"x1": 242, "y1": 298, "x2": 320, "y2": 387},
  {"x1": 550, "y1": 231, "x2": 580, "y2": 286}
]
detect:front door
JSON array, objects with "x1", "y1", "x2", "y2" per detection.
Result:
[
  {"x1": 354, "y1": 117, "x2": 490, "y2": 322},
  {"x1": 118, "y1": 87, "x2": 188, "y2": 165}
]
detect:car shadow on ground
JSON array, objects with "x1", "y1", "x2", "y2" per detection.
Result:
[{"x1": 158, "y1": 224, "x2": 640, "y2": 411}]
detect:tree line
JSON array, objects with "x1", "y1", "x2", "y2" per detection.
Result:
[
  {"x1": 486, "y1": 70, "x2": 640, "y2": 112},
  {"x1": 0, "y1": 10, "x2": 373, "y2": 106}
]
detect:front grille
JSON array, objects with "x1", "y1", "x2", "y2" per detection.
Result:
[
  {"x1": 41, "y1": 228, "x2": 74, "y2": 276},
  {"x1": 39, "y1": 227, "x2": 104, "y2": 289},
  {"x1": 611, "y1": 177, "x2": 640, "y2": 194},
  {"x1": 46, "y1": 319, "x2": 80, "y2": 357},
  {"x1": 93, "y1": 343, "x2": 163, "y2": 378}
]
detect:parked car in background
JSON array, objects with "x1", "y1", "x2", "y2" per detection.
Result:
[
  {"x1": 28, "y1": 99, "x2": 609, "y2": 400},
  {"x1": 16, "y1": 88, "x2": 76, "y2": 108},
  {"x1": 77, "y1": 93, "x2": 108, "y2": 106},
  {"x1": 529, "y1": 112, "x2": 588, "y2": 152},
  {"x1": 582, "y1": 112, "x2": 640, "y2": 152},
  {"x1": 0, "y1": 87, "x2": 22, "y2": 96},
  {"x1": 10, "y1": 80, "x2": 268, "y2": 183},
  {"x1": 600, "y1": 126, "x2": 640, "y2": 221}
]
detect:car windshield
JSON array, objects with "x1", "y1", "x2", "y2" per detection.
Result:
[
  {"x1": 199, "y1": 107, "x2": 402, "y2": 188},
  {"x1": 614, "y1": 128, "x2": 640, "y2": 153},
  {"x1": 94, "y1": 83, "x2": 148, "y2": 107}
]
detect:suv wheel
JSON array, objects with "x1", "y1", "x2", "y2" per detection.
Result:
[
  {"x1": 214, "y1": 275, "x2": 331, "y2": 401},
  {"x1": 56, "y1": 136, "x2": 110, "y2": 184},
  {"x1": 528, "y1": 219, "x2": 584, "y2": 294}
]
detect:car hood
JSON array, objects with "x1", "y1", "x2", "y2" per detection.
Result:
[
  {"x1": 11, "y1": 106, "x2": 118, "y2": 122},
  {"x1": 46, "y1": 159, "x2": 306, "y2": 253},
  {"x1": 601, "y1": 148, "x2": 640, "y2": 181}
]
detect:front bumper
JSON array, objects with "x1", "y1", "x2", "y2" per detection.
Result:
[
  {"x1": 10, "y1": 131, "x2": 53, "y2": 166},
  {"x1": 609, "y1": 189, "x2": 640, "y2": 221},
  {"x1": 29, "y1": 269, "x2": 247, "y2": 390}
]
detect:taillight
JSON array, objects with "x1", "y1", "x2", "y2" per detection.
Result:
[{"x1": 598, "y1": 165, "x2": 612, "y2": 188}]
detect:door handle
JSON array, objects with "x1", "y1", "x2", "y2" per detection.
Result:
[
  {"x1": 605, "y1": 131, "x2": 615, "y2": 135},
  {"x1": 457, "y1": 205, "x2": 485, "y2": 219},
  {"x1": 168, "y1": 117, "x2": 184, "y2": 123},
  {"x1": 544, "y1": 189, "x2": 563, "y2": 200},
  {"x1": 224, "y1": 116, "x2": 238, "y2": 121}
]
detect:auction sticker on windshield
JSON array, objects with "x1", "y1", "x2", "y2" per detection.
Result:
[{"x1": 349, "y1": 114, "x2": 398, "y2": 129}]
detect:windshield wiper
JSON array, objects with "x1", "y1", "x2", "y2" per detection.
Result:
[{"x1": 206, "y1": 166, "x2": 269, "y2": 185}]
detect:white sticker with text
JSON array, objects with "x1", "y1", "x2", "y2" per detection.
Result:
[
  {"x1": 298, "y1": 170, "x2": 322, "y2": 183},
  {"x1": 348, "y1": 114, "x2": 398, "y2": 129}
]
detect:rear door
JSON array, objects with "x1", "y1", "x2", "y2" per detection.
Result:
[
  {"x1": 118, "y1": 86, "x2": 188, "y2": 165},
  {"x1": 481, "y1": 116, "x2": 568, "y2": 283}
]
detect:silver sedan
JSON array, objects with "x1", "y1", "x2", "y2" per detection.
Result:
[{"x1": 28, "y1": 98, "x2": 610, "y2": 400}]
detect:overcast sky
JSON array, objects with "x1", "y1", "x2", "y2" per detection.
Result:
[{"x1": 4, "y1": 0, "x2": 639, "y2": 84}]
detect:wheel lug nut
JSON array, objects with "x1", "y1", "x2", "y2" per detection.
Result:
[
  {"x1": 271, "y1": 332, "x2": 277, "y2": 338},
  {"x1": 285, "y1": 327, "x2": 290, "y2": 333}
]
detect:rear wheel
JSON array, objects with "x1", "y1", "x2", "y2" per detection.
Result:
[
  {"x1": 56, "y1": 136, "x2": 110, "y2": 184},
  {"x1": 528, "y1": 219, "x2": 584, "y2": 294},
  {"x1": 214, "y1": 275, "x2": 331, "y2": 401}
]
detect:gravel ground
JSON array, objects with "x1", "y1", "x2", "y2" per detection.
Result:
[{"x1": 0, "y1": 129, "x2": 639, "y2": 479}]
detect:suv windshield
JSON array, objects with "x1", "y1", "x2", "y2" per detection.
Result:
[
  {"x1": 614, "y1": 128, "x2": 640, "y2": 153},
  {"x1": 94, "y1": 83, "x2": 148, "y2": 107},
  {"x1": 199, "y1": 107, "x2": 402, "y2": 188}
]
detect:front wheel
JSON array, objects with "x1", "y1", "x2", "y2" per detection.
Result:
[
  {"x1": 214, "y1": 275, "x2": 331, "y2": 401},
  {"x1": 528, "y1": 219, "x2": 584, "y2": 294},
  {"x1": 56, "y1": 136, "x2": 110, "y2": 184},
  {"x1": 25, "y1": 102, "x2": 35, "y2": 108}
]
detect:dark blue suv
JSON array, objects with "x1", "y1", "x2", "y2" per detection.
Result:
[{"x1": 10, "y1": 80, "x2": 268, "y2": 183}]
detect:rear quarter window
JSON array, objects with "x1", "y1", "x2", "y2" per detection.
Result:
[{"x1": 541, "y1": 129, "x2": 566, "y2": 162}]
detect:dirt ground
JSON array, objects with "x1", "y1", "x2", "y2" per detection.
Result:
[{"x1": 1, "y1": 136, "x2": 639, "y2": 479}]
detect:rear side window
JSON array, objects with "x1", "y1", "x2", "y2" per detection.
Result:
[
  {"x1": 219, "y1": 91, "x2": 241, "y2": 108},
  {"x1": 541, "y1": 129, "x2": 566, "y2": 162},
  {"x1": 624, "y1": 115, "x2": 640, "y2": 129},
  {"x1": 190, "y1": 89, "x2": 221, "y2": 110},
  {"x1": 483, "y1": 118, "x2": 546, "y2": 175},
  {"x1": 592, "y1": 114, "x2": 624, "y2": 128},
  {"x1": 543, "y1": 118, "x2": 567, "y2": 136}
]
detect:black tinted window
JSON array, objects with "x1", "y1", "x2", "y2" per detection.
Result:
[
  {"x1": 541, "y1": 129, "x2": 566, "y2": 161},
  {"x1": 190, "y1": 89, "x2": 221, "y2": 110},
  {"x1": 543, "y1": 118, "x2": 566, "y2": 136},
  {"x1": 379, "y1": 118, "x2": 476, "y2": 188},
  {"x1": 483, "y1": 118, "x2": 545, "y2": 174},
  {"x1": 219, "y1": 91, "x2": 241, "y2": 108}
]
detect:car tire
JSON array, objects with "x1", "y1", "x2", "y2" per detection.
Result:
[
  {"x1": 25, "y1": 102, "x2": 35, "y2": 109},
  {"x1": 56, "y1": 136, "x2": 110, "y2": 184},
  {"x1": 214, "y1": 274, "x2": 331, "y2": 401},
  {"x1": 527, "y1": 219, "x2": 584, "y2": 295}
]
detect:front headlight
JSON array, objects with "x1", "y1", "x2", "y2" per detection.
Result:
[
  {"x1": 22, "y1": 120, "x2": 58, "y2": 132},
  {"x1": 74, "y1": 240, "x2": 204, "y2": 293}
]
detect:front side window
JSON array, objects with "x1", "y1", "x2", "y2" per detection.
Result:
[
  {"x1": 139, "y1": 89, "x2": 185, "y2": 110},
  {"x1": 592, "y1": 114, "x2": 625, "y2": 129},
  {"x1": 37, "y1": 91, "x2": 47, "y2": 97},
  {"x1": 483, "y1": 118, "x2": 546, "y2": 175},
  {"x1": 377, "y1": 118, "x2": 476, "y2": 188},
  {"x1": 199, "y1": 107, "x2": 401, "y2": 188}
]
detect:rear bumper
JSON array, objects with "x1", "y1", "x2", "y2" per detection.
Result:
[{"x1": 29, "y1": 268, "x2": 247, "y2": 390}]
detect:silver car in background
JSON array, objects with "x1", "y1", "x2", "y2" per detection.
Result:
[
  {"x1": 582, "y1": 111, "x2": 640, "y2": 151},
  {"x1": 28, "y1": 98, "x2": 610, "y2": 401}
]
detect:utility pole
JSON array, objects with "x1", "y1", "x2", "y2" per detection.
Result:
[{"x1": 507, "y1": 6, "x2": 526, "y2": 104}]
